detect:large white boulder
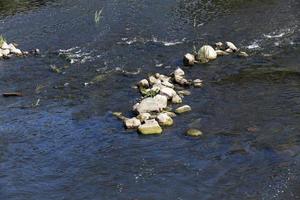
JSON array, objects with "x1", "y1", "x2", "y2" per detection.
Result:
[
  {"x1": 134, "y1": 94, "x2": 168, "y2": 114},
  {"x1": 197, "y1": 45, "x2": 217, "y2": 63}
]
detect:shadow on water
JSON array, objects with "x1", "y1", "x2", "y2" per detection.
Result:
[
  {"x1": 214, "y1": 66, "x2": 300, "y2": 84},
  {"x1": 0, "y1": 0, "x2": 55, "y2": 16}
]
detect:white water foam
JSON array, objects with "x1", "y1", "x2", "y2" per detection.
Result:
[
  {"x1": 58, "y1": 47, "x2": 94, "y2": 64},
  {"x1": 118, "y1": 36, "x2": 186, "y2": 46}
]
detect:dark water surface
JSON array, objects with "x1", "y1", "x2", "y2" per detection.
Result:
[{"x1": 0, "y1": 0, "x2": 300, "y2": 199}]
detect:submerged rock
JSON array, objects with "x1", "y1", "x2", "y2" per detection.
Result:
[
  {"x1": 186, "y1": 128, "x2": 203, "y2": 137},
  {"x1": 175, "y1": 105, "x2": 192, "y2": 114},
  {"x1": 138, "y1": 119, "x2": 163, "y2": 135},
  {"x1": 134, "y1": 94, "x2": 168, "y2": 114},
  {"x1": 226, "y1": 42, "x2": 238, "y2": 51},
  {"x1": 197, "y1": 45, "x2": 217, "y2": 63},
  {"x1": 156, "y1": 113, "x2": 174, "y2": 126},
  {"x1": 193, "y1": 79, "x2": 203, "y2": 88},
  {"x1": 183, "y1": 53, "x2": 196, "y2": 66},
  {"x1": 124, "y1": 117, "x2": 141, "y2": 129}
]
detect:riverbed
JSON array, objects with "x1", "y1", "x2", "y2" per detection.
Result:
[{"x1": 0, "y1": 0, "x2": 300, "y2": 199}]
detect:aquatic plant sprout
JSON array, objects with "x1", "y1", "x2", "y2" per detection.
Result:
[
  {"x1": 94, "y1": 8, "x2": 103, "y2": 24},
  {"x1": 0, "y1": 35, "x2": 6, "y2": 46}
]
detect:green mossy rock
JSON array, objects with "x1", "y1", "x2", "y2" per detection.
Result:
[{"x1": 138, "y1": 119, "x2": 163, "y2": 135}]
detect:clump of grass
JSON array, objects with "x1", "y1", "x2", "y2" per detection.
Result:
[
  {"x1": 94, "y1": 8, "x2": 103, "y2": 24},
  {"x1": 0, "y1": 35, "x2": 7, "y2": 46}
]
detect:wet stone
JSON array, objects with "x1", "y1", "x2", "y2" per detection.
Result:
[
  {"x1": 137, "y1": 113, "x2": 151, "y2": 123},
  {"x1": 238, "y1": 51, "x2": 249, "y2": 57},
  {"x1": 175, "y1": 105, "x2": 192, "y2": 114},
  {"x1": 183, "y1": 53, "x2": 195, "y2": 66},
  {"x1": 112, "y1": 112, "x2": 127, "y2": 121},
  {"x1": 149, "y1": 76, "x2": 161, "y2": 85},
  {"x1": 178, "y1": 90, "x2": 191, "y2": 96},
  {"x1": 134, "y1": 94, "x2": 168, "y2": 114},
  {"x1": 226, "y1": 41, "x2": 238, "y2": 51},
  {"x1": 138, "y1": 119, "x2": 163, "y2": 135},
  {"x1": 174, "y1": 68, "x2": 185, "y2": 77},
  {"x1": 138, "y1": 79, "x2": 149, "y2": 88},
  {"x1": 225, "y1": 48, "x2": 233, "y2": 53},
  {"x1": 160, "y1": 87, "x2": 177, "y2": 99},
  {"x1": 163, "y1": 111, "x2": 177, "y2": 118},
  {"x1": 197, "y1": 45, "x2": 217, "y2": 63},
  {"x1": 186, "y1": 129, "x2": 203, "y2": 137},
  {"x1": 215, "y1": 49, "x2": 229, "y2": 56},
  {"x1": 162, "y1": 81, "x2": 174, "y2": 88},
  {"x1": 124, "y1": 117, "x2": 141, "y2": 129},
  {"x1": 156, "y1": 113, "x2": 173, "y2": 126},
  {"x1": 172, "y1": 94, "x2": 182, "y2": 104},
  {"x1": 193, "y1": 79, "x2": 203, "y2": 88}
]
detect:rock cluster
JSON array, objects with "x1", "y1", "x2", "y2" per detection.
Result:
[
  {"x1": 0, "y1": 39, "x2": 39, "y2": 59},
  {"x1": 115, "y1": 68, "x2": 203, "y2": 135},
  {"x1": 183, "y1": 41, "x2": 249, "y2": 66}
]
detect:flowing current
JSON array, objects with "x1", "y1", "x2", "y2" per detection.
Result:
[{"x1": 0, "y1": 0, "x2": 300, "y2": 199}]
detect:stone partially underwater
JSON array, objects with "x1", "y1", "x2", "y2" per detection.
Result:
[{"x1": 115, "y1": 41, "x2": 247, "y2": 136}]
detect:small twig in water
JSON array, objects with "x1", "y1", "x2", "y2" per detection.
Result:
[{"x1": 3, "y1": 92, "x2": 23, "y2": 97}]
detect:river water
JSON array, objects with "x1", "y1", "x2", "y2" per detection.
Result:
[{"x1": 0, "y1": 0, "x2": 299, "y2": 199}]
